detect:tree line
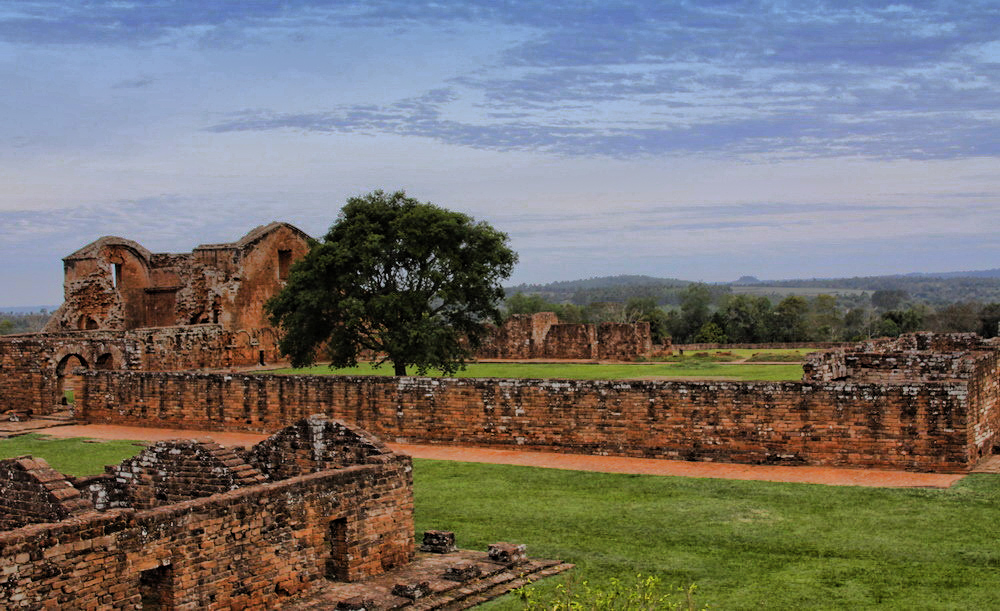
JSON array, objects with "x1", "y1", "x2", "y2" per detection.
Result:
[
  {"x1": 0, "y1": 311, "x2": 50, "y2": 335},
  {"x1": 506, "y1": 285, "x2": 1000, "y2": 344}
]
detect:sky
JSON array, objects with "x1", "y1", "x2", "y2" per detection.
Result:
[{"x1": 1, "y1": 1, "x2": 998, "y2": 306}]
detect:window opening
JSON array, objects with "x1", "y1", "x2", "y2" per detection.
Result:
[
  {"x1": 278, "y1": 249, "x2": 292, "y2": 280},
  {"x1": 138, "y1": 564, "x2": 174, "y2": 610},
  {"x1": 326, "y1": 517, "x2": 349, "y2": 581}
]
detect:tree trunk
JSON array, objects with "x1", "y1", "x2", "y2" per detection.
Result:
[{"x1": 393, "y1": 362, "x2": 407, "y2": 376}]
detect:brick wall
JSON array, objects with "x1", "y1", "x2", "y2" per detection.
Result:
[
  {"x1": 0, "y1": 417, "x2": 415, "y2": 609},
  {"x1": 78, "y1": 371, "x2": 980, "y2": 471},
  {"x1": 479, "y1": 313, "x2": 651, "y2": 360}
]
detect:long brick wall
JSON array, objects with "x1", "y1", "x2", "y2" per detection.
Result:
[{"x1": 78, "y1": 371, "x2": 983, "y2": 472}]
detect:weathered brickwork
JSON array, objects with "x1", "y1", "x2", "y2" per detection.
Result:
[
  {"x1": 0, "y1": 417, "x2": 415, "y2": 609},
  {"x1": 479, "y1": 313, "x2": 652, "y2": 360},
  {"x1": 0, "y1": 325, "x2": 271, "y2": 414},
  {"x1": 79, "y1": 366, "x2": 982, "y2": 471},
  {"x1": 0, "y1": 457, "x2": 92, "y2": 530},
  {"x1": 44, "y1": 222, "x2": 310, "y2": 335}
]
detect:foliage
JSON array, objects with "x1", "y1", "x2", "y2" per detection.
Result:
[
  {"x1": 266, "y1": 190, "x2": 517, "y2": 376},
  {"x1": 693, "y1": 321, "x2": 727, "y2": 343},
  {"x1": 515, "y1": 574, "x2": 702, "y2": 611},
  {"x1": 0, "y1": 434, "x2": 143, "y2": 477},
  {"x1": 0, "y1": 311, "x2": 50, "y2": 335},
  {"x1": 412, "y1": 460, "x2": 1000, "y2": 610},
  {"x1": 504, "y1": 293, "x2": 585, "y2": 323}
]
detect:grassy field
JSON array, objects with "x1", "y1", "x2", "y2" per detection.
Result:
[
  {"x1": 413, "y1": 460, "x2": 1000, "y2": 610},
  {"x1": 265, "y1": 361, "x2": 804, "y2": 382},
  {"x1": 4, "y1": 436, "x2": 997, "y2": 609},
  {"x1": 0, "y1": 433, "x2": 144, "y2": 476}
]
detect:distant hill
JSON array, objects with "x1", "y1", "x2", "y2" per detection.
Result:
[
  {"x1": 899, "y1": 268, "x2": 1000, "y2": 279},
  {"x1": 0, "y1": 305, "x2": 57, "y2": 315},
  {"x1": 506, "y1": 270, "x2": 1000, "y2": 306}
]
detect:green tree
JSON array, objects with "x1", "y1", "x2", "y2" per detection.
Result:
[
  {"x1": 772, "y1": 296, "x2": 810, "y2": 342},
  {"x1": 676, "y1": 283, "x2": 712, "y2": 342},
  {"x1": 808, "y1": 294, "x2": 843, "y2": 341},
  {"x1": 694, "y1": 321, "x2": 727, "y2": 343},
  {"x1": 266, "y1": 190, "x2": 517, "y2": 375},
  {"x1": 980, "y1": 303, "x2": 1000, "y2": 338},
  {"x1": 720, "y1": 295, "x2": 772, "y2": 343},
  {"x1": 0, "y1": 319, "x2": 13, "y2": 335},
  {"x1": 626, "y1": 297, "x2": 671, "y2": 344}
]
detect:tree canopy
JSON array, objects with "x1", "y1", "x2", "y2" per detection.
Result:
[{"x1": 266, "y1": 190, "x2": 517, "y2": 375}]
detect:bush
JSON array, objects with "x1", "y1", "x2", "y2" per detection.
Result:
[{"x1": 515, "y1": 574, "x2": 704, "y2": 610}]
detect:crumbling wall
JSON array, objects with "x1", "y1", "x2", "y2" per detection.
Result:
[
  {"x1": 43, "y1": 222, "x2": 310, "y2": 340},
  {"x1": 478, "y1": 313, "x2": 651, "y2": 360},
  {"x1": 540, "y1": 323, "x2": 595, "y2": 359},
  {"x1": 597, "y1": 322, "x2": 652, "y2": 360},
  {"x1": 248, "y1": 414, "x2": 392, "y2": 480},
  {"x1": 79, "y1": 370, "x2": 976, "y2": 471},
  {"x1": 0, "y1": 419, "x2": 415, "y2": 609},
  {"x1": 108, "y1": 439, "x2": 267, "y2": 509},
  {"x1": 0, "y1": 457, "x2": 92, "y2": 530}
]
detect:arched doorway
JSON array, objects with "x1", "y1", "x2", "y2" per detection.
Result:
[
  {"x1": 95, "y1": 353, "x2": 115, "y2": 370},
  {"x1": 56, "y1": 354, "x2": 89, "y2": 406}
]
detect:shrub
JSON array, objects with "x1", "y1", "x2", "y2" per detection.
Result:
[{"x1": 515, "y1": 574, "x2": 704, "y2": 610}]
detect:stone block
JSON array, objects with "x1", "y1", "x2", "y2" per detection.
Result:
[{"x1": 420, "y1": 530, "x2": 456, "y2": 554}]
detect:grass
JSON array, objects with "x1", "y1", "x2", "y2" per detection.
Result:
[
  {"x1": 264, "y1": 361, "x2": 804, "y2": 382},
  {"x1": 412, "y1": 459, "x2": 1000, "y2": 610},
  {"x1": 0, "y1": 433, "x2": 144, "y2": 477}
]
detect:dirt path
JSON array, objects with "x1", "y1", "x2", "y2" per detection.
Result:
[{"x1": 33, "y1": 423, "x2": 964, "y2": 489}]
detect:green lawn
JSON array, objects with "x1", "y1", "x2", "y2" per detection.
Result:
[
  {"x1": 0, "y1": 433, "x2": 144, "y2": 477},
  {"x1": 264, "y1": 361, "x2": 804, "y2": 382},
  {"x1": 412, "y1": 460, "x2": 1000, "y2": 610}
]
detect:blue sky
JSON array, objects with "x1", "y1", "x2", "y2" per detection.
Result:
[{"x1": 1, "y1": 1, "x2": 998, "y2": 306}]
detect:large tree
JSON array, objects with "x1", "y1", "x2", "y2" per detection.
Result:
[{"x1": 267, "y1": 190, "x2": 517, "y2": 375}]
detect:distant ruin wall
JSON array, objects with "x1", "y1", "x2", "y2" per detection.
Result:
[
  {"x1": 479, "y1": 313, "x2": 651, "y2": 360},
  {"x1": 79, "y1": 371, "x2": 980, "y2": 471}
]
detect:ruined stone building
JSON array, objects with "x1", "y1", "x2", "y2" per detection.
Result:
[
  {"x1": 0, "y1": 416, "x2": 415, "y2": 609},
  {"x1": 44, "y1": 221, "x2": 310, "y2": 339},
  {"x1": 0, "y1": 415, "x2": 568, "y2": 609},
  {"x1": 478, "y1": 312, "x2": 653, "y2": 360}
]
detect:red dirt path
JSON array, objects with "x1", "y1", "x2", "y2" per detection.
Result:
[{"x1": 37, "y1": 424, "x2": 965, "y2": 489}]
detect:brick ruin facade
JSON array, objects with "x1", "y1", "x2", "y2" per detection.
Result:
[
  {"x1": 1, "y1": 223, "x2": 312, "y2": 415},
  {"x1": 70, "y1": 333, "x2": 1000, "y2": 472},
  {"x1": 478, "y1": 312, "x2": 653, "y2": 360},
  {"x1": 44, "y1": 222, "x2": 310, "y2": 335},
  {"x1": 0, "y1": 415, "x2": 415, "y2": 609}
]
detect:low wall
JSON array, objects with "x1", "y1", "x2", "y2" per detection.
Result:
[
  {"x1": 674, "y1": 342, "x2": 850, "y2": 351},
  {"x1": 79, "y1": 371, "x2": 978, "y2": 471},
  {"x1": 0, "y1": 325, "x2": 283, "y2": 414},
  {"x1": 0, "y1": 457, "x2": 414, "y2": 609}
]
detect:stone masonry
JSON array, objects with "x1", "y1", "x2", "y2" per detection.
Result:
[
  {"x1": 74, "y1": 333, "x2": 1000, "y2": 472},
  {"x1": 478, "y1": 312, "x2": 653, "y2": 360},
  {"x1": 0, "y1": 416, "x2": 415, "y2": 609}
]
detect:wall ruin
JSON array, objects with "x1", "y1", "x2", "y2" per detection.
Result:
[
  {"x1": 44, "y1": 222, "x2": 310, "y2": 336},
  {"x1": 478, "y1": 313, "x2": 652, "y2": 361},
  {"x1": 0, "y1": 416, "x2": 414, "y2": 609}
]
